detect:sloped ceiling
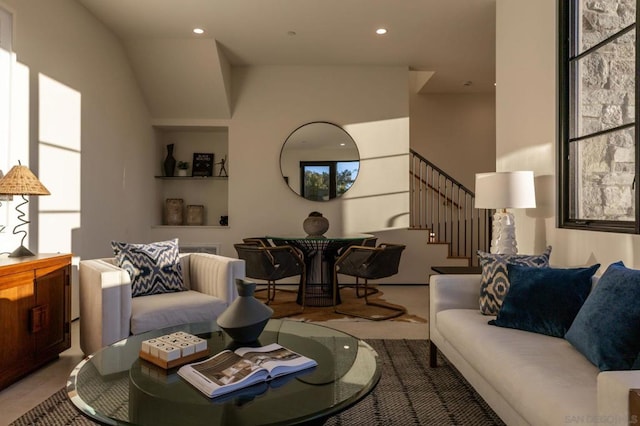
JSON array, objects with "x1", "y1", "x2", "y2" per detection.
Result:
[
  {"x1": 77, "y1": 0, "x2": 496, "y2": 120},
  {"x1": 125, "y1": 39, "x2": 231, "y2": 119}
]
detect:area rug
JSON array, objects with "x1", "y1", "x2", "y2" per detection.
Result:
[
  {"x1": 10, "y1": 340, "x2": 504, "y2": 426},
  {"x1": 261, "y1": 286, "x2": 427, "y2": 323}
]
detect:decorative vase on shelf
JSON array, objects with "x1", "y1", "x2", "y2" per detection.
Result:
[
  {"x1": 303, "y1": 211, "x2": 329, "y2": 237},
  {"x1": 186, "y1": 205, "x2": 204, "y2": 226},
  {"x1": 217, "y1": 279, "x2": 274, "y2": 343},
  {"x1": 163, "y1": 143, "x2": 176, "y2": 177},
  {"x1": 165, "y1": 198, "x2": 184, "y2": 225}
]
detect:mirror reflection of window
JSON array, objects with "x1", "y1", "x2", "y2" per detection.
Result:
[
  {"x1": 302, "y1": 163, "x2": 330, "y2": 201},
  {"x1": 337, "y1": 161, "x2": 359, "y2": 194},
  {"x1": 280, "y1": 122, "x2": 360, "y2": 201},
  {"x1": 301, "y1": 161, "x2": 359, "y2": 201}
]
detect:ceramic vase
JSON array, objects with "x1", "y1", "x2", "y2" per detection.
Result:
[
  {"x1": 186, "y1": 204, "x2": 204, "y2": 226},
  {"x1": 217, "y1": 279, "x2": 273, "y2": 343},
  {"x1": 165, "y1": 198, "x2": 184, "y2": 225},
  {"x1": 164, "y1": 144, "x2": 176, "y2": 177},
  {"x1": 303, "y1": 212, "x2": 329, "y2": 237}
]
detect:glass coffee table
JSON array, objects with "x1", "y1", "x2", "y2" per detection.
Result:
[{"x1": 67, "y1": 319, "x2": 380, "y2": 425}]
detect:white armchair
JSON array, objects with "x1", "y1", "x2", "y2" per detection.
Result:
[{"x1": 79, "y1": 252, "x2": 245, "y2": 355}]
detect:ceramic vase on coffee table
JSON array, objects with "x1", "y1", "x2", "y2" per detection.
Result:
[{"x1": 217, "y1": 279, "x2": 274, "y2": 343}]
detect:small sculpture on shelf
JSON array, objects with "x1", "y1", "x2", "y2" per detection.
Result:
[{"x1": 216, "y1": 155, "x2": 228, "y2": 177}]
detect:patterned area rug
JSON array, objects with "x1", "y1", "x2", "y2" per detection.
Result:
[
  {"x1": 262, "y1": 287, "x2": 427, "y2": 323},
  {"x1": 11, "y1": 340, "x2": 503, "y2": 426}
]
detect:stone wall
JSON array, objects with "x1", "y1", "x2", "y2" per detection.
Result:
[{"x1": 577, "y1": 0, "x2": 635, "y2": 220}]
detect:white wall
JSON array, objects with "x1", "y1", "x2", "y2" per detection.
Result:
[
  {"x1": 6, "y1": 0, "x2": 486, "y2": 285},
  {"x1": 496, "y1": 0, "x2": 640, "y2": 270},
  {"x1": 4, "y1": 0, "x2": 155, "y2": 259},
  {"x1": 171, "y1": 66, "x2": 409, "y2": 246},
  {"x1": 148, "y1": 65, "x2": 415, "y2": 280},
  {"x1": 230, "y1": 65, "x2": 409, "y2": 236},
  {"x1": 410, "y1": 92, "x2": 496, "y2": 189}
]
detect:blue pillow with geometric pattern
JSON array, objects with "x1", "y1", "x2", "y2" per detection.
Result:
[
  {"x1": 112, "y1": 238, "x2": 186, "y2": 297},
  {"x1": 477, "y1": 246, "x2": 552, "y2": 315}
]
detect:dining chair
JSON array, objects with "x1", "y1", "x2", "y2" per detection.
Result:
[
  {"x1": 242, "y1": 237, "x2": 272, "y2": 247},
  {"x1": 335, "y1": 236, "x2": 378, "y2": 298},
  {"x1": 361, "y1": 236, "x2": 378, "y2": 247},
  {"x1": 332, "y1": 242, "x2": 406, "y2": 320},
  {"x1": 233, "y1": 243, "x2": 307, "y2": 310}
]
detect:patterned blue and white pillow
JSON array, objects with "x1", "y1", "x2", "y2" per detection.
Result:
[
  {"x1": 477, "y1": 246, "x2": 552, "y2": 315},
  {"x1": 112, "y1": 238, "x2": 186, "y2": 297}
]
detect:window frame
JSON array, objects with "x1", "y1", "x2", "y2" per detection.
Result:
[{"x1": 558, "y1": 0, "x2": 640, "y2": 234}]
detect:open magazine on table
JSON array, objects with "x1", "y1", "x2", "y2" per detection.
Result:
[{"x1": 177, "y1": 343, "x2": 317, "y2": 398}]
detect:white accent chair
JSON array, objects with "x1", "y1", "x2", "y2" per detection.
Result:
[{"x1": 79, "y1": 253, "x2": 245, "y2": 356}]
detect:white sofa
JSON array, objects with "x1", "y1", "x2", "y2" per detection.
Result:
[
  {"x1": 429, "y1": 273, "x2": 640, "y2": 426},
  {"x1": 80, "y1": 252, "x2": 245, "y2": 355}
]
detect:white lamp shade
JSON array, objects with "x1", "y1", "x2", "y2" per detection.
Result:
[{"x1": 474, "y1": 171, "x2": 536, "y2": 209}]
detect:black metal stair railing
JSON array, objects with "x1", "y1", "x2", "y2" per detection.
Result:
[{"x1": 410, "y1": 149, "x2": 491, "y2": 266}]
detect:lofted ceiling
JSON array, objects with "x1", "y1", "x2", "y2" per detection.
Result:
[{"x1": 76, "y1": 0, "x2": 496, "y2": 120}]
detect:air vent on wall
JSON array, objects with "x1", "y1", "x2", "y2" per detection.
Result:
[{"x1": 179, "y1": 244, "x2": 220, "y2": 255}]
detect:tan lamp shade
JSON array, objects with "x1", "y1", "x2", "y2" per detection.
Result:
[{"x1": 0, "y1": 164, "x2": 50, "y2": 196}]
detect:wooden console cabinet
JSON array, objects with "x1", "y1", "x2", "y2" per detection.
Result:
[{"x1": 0, "y1": 254, "x2": 72, "y2": 390}]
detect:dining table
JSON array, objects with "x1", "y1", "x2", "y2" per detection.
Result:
[{"x1": 266, "y1": 233, "x2": 374, "y2": 307}]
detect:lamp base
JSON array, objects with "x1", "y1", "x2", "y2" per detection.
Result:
[
  {"x1": 9, "y1": 245, "x2": 36, "y2": 258},
  {"x1": 489, "y1": 210, "x2": 518, "y2": 255}
]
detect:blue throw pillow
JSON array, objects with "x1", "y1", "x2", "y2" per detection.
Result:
[
  {"x1": 566, "y1": 261, "x2": 640, "y2": 371},
  {"x1": 489, "y1": 263, "x2": 599, "y2": 337},
  {"x1": 478, "y1": 246, "x2": 552, "y2": 315},
  {"x1": 112, "y1": 238, "x2": 186, "y2": 297}
]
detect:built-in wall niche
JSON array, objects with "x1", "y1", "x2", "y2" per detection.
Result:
[{"x1": 153, "y1": 125, "x2": 229, "y2": 227}]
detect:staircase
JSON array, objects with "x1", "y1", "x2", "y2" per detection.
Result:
[{"x1": 409, "y1": 149, "x2": 491, "y2": 267}]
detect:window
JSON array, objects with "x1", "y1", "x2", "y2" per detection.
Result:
[
  {"x1": 0, "y1": 6, "x2": 13, "y2": 239},
  {"x1": 300, "y1": 161, "x2": 359, "y2": 201},
  {"x1": 558, "y1": 0, "x2": 638, "y2": 233}
]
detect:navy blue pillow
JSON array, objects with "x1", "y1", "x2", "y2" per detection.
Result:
[
  {"x1": 566, "y1": 261, "x2": 640, "y2": 371},
  {"x1": 478, "y1": 246, "x2": 552, "y2": 315},
  {"x1": 489, "y1": 263, "x2": 600, "y2": 337}
]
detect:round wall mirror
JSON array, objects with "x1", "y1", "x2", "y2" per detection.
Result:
[{"x1": 280, "y1": 122, "x2": 360, "y2": 201}]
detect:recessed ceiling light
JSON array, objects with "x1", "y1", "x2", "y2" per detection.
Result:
[
  {"x1": 376, "y1": 28, "x2": 388, "y2": 35},
  {"x1": 193, "y1": 28, "x2": 205, "y2": 35}
]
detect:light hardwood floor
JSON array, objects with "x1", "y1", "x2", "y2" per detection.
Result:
[{"x1": 0, "y1": 285, "x2": 429, "y2": 425}]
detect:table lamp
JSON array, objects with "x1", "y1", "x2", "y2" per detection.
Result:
[
  {"x1": 474, "y1": 171, "x2": 536, "y2": 255},
  {"x1": 0, "y1": 163, "x2": 51, "y2": 257}
]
